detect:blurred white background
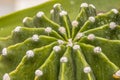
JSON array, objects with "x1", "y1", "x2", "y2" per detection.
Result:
[{"x1": 0, "y1": 0, "x2": 48, "y2": 16}]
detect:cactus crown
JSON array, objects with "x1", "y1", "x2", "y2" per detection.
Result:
[{"x1": 0, "y1": 2, "x2": 120, "y2": 80}]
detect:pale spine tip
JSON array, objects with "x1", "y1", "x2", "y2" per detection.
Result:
[
  {"x1": 72, "y1": 20, "x2": 79, "y2": 27},
  {"x1": 73, "y1": 45, "x2": 80, "y2": 50},
  {"x1": 87, "y1": 34, "x2": 95, "y2": 40},
  {"x1": 3, "y1": 73, "x2": 10, "y2": 80},
  {"x1": 32, "y1": 34, "x2": 39, "y2": 41},
  {"x1": 36, "y1": 11, "x2": 44, "y2": 18},
  {"x1": 57, "y1": 40, "x2": 64, "y2": 45},
  {"x1": 109, "y1": 22, "x2": 117, "y2": 30},
  {"x1": 76, "y1": 33, "x2": 84, "y2": 39},
  {"x1": 60, "y1": 56, "x2": 68, "y2": 63},
  {"x1": 89, "y1": 4, "x2": 96, "y2": 9},
  {"x1": 94, "y1": 46, "x2": 102, "y2": 53},
  {"x1": 53, "y1": 46, "x2": 61, "y2": 52},
  {"x1": 23, "y1": 17, "x2": 29, "y2": 23},
  {"x1": 35, "y1": 70, "x2": 43, "y2": 77},
  {"x1": 2, "y1": 48, "x2": 7, "y2": 56},
  {"x1": 58, "y1": 27, "x2": 66, "y2": 34},
  {"x1": 14, "y1": 26, "x2": 21, "y2": 32},
  {"x1": 53, "y1": 3, "x2": 61, "y2": 8},
  {"x1": 88, "y1": 16, "x2": 95, "y2": 22},
  {"x1": 66, "y1": 39, "x2": 73, "y2": 47},
  {"x1": 111, "y1": 9, "x2": 118, "y2": 14},
  {"x1": 59, "y1": 11, "x2": 67, "y2": 16},
  {"x1": 45, "y1": 27, "x2": 52, "y2": 33},
  {"x1": 80, "y1": 3, "x2": 88, "y2": 7},
  {"x1": 50, "y1": 9, "x2": 54, "y2": 14},
  {"x1": 83, "y1": 66, "x2": 91, "y2": 73},
  {"x1": 115, "y1": 70, "x2": 120, "y2": 77},
  {"x1": 26, "y1": 50, "x2": 34, "y2": 58}
]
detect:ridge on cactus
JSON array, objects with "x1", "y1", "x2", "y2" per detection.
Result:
[{"x1": 0, "y1": 2, "x2": 120, "y2": 80}]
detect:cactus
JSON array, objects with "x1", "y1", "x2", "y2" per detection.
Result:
[{"x1": 0, "y1": 2, "x2": 120, "y2": 80}]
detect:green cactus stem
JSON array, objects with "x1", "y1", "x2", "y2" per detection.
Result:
[{"x1": 1, "y1": 3, "x2": 120, "y2": 80}]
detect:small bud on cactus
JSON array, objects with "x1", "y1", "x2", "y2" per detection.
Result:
[{"x1": 0, "y1": 3, "x2": 120, "y2": 80}]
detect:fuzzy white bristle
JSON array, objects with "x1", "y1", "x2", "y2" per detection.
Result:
[
  {"x1": 14, "y1": 26, "x2": 21, "y2": 32},
  {"x1": 32, "y1": 34, "x2": 39, "y2": 41},
  {"x1": 89, "y1": 4, "x2": 96, "y2": 9},
  {"x1": 115, "y1": 70, "x2": 120, "y2": 77},
  {"x1": 73, "y1": 45, "x2": 80, "y2": 50},
  {"x1": 57, "y1": 40, "x2": 64, "y2": 45},
  {"x1": 88, "y1": 16, "x2": 95, "y2": 22},
  {"x1": 36, "y1": 11, "x2": 44, "y2": 18},
  {"x1": 87, "y1": 34, "x2": 95, "y2": 40},
  {"x1": 72, "y1": 20, "x2": 79, "y2": 27},
  {"x1": 59, "y1": 11, "x2": 67, "y2": 16},
  {"x1": 35, "y1": 70, "x2": 43, "y2": 77},
  {"x1": 80, "y1": 3, "x2": 88, "y2": 7},
  {"x1": 94, "y1": 47, "x2": 102, "y2": 53},
  {"x1": 2, "y1": 48, "x2": 7, "y2": 56},
  {"x1": 58, "y1": 27, "x2": 66, "y2": 34},
  {"x1": 53, "y1": 3, "x2": 61, "y2": 8},
  {"x1": 60, "y1": 56, "x2": 68, "y2": 63},
  {"x1": 111, "y1": 9, "x2": 118, "y2": 14},
  {"x1": 26, "y1": 50, "x2": 34, "y2": 58},
  {"x1": 3, "y1": 73, "x2": 10, "y2": 80},
  {"x1": 23, "y1": 17, "x2": 29, "y2": 23},
  {"x1": 50, "y1": 9, "x2": 54, "y2": 14},
  {"x1": 53, "y1": 46, "x2": 61, "y2": 52},
  {"x1": 66, "y1": 39, "x2": 73, "y2": 47},
  {"x1": 45, "y1": 27, "x2": 52, "y2": 33},
  {"x1": 109, "y1": 22, "x2": 117, "y2": 30},
  {"x1": 83, "y1": 66, "x2": 91, "y2": 73},
  {"x1": 76, "y1": 33, "x2": 84, "y2": 39}
]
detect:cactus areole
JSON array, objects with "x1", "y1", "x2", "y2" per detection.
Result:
[{"x1": 0, "y1": 3, "x2": 120, "y2": 80}]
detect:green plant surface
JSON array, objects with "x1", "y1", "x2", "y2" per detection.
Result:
[
  {"x1": 0, "y1": 0, "x2": 120, "y2": 37},
  {"x1": 1, "y1": 2, "x2": 120, "y2": 80}
]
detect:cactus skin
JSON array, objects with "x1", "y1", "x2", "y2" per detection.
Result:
[{"x1": 0, "y1": 3, "x2": 120, "y2": 80}]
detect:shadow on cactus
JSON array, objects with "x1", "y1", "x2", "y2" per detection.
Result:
[{"x1": 1, "y1": 3, "x2": 120, "y2": 80}]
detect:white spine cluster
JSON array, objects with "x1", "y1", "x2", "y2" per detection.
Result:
[
  {"x1": 53, "y1": 3, "x2": 61, "y2": 8},
  {"x1": 88, "y1": 16, "x2": 95, "y2": 22},
  {"x1": 3, "y1": 73, "x2": 10, "y2": 80},
  {"x1": 115, "y1": 70, "x2": 120, "y2": 77},
  {"x1": 2, "y1": 48, "x2": 7, "y2": 56},
  {"x1": 111, "y1": 9, "x2": 118, "y2": 14},
  {"x1": 72, "y1": 20, "x2": 79, "y2": 27},
  {"x1": 45, "y1": 27, "x2": 52, "y2": 33},
  {"x1": 66, "y1": 39, "x2": 73, "y2": 47},
  {"x1": 57, "y1": 40, "x2": 64, "y2": 45},
  {"x1": 89, "y1": 4, "x2": 95, "y2": 9},
  {"x1": 94, "y1": 47, "x2": 102, "y2": 54},
  {"x1": 60, "y1": 56, "x2": 68, "y2": 63},
  {"x1": 50, "y1": 9, "x2": 54, "y2": 14},
  {"x1": 83, "y1": 66, "x2": 91, "y2": 73},
  {"x1": 26, "y1": 50, "x2": 34, "y2": 58},
  {"x1": 73, "y1": 45, "x2": 80, "y2": 50},
  {"x1": 53, "y1": 46, "x2": 61, "y2": 52},
  {"x1": 36, "y1": 11, "x2": 44, "y2": 18},
  {"x1": 59, "y1": 11, "x2": 67, "y2": 16},
  {"x1": 23, "y1": 17, "x2": 29, "y2": 23},
  {"x1": 76, "y1": 33, "x2": 84, "y2": 39},
  {"x1": 58, "y1": 27, "x2": 66, "y2": 34},
  {"x1": 80, "y1": 3, "x2": 88, "y2": 7},
  {"x1": 14, "y1": 26, "x2": 21, "y2": 32},
  {"x1": 87, "y1": 34, "x2": 95, "y2": 40},
  {"x1": 32, "y1": 34, "x2": 39, "y2": 41},
  {"x1": 109, "y1": 22, "x2": 117, "y2": 30},
  {"x1": 35, "y1": 70, "x2": 43, "y2": 77}
]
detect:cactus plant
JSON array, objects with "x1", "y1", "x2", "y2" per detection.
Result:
[{"x1": 1, "y1": 2, "x2": 120, "y2": 80}]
